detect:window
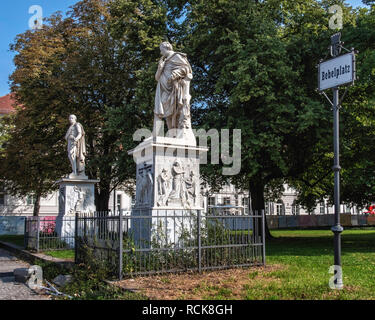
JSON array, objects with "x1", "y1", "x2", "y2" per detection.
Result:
[
  {"x1": 131, "y1": 194, "x2": 136, "y2": 207},
  {"x1": 117, "y1": 194, "x2": 122, "y2": 212},
  {"x1": 276, "y1": 200, "x2": 285, "y2": 216},
  {"x1": 342, "y1": 204, "x2": 349, "y2": 213},
  {"x1": 242, "y1": 197, "x2": 249, "y2": 207},
  {"x1": 242, "y1": 197, "x2": 249, "y2": 214},
  {"x1": 208, "y1": 197, "x2": 216, "y2": 206},
  {"x1": 265, "y1": 202, "x2": 274, "y2": 215},
  {"x1": 27, "y1": 194, "x2": 36, "y2": 205},
  {"x1": 320, "y1": 202, "x2": 325, "y2": 214},
  {"x1": 224, "y1": 197, "x2": 231, "y2": 205},
  {"x1": 292, "y1": 201, "x2": 300, "y2": 215}
]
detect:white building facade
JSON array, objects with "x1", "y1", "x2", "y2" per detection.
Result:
[{"x1": 0, "y1": 182, "x2": 366, "y2": 217}]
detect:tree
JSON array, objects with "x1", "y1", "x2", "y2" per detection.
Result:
[
  {"x1": 0, "y1": 14, "x2": 71, "y2": 215},
  {"x1": 165, "y1": 0, "x2": 356, "y2": 238},
  {"x1": 291, "y1": 5, "x2": 375, "y2": 211},
  {"x1": 4, "y1": 0, "x2": 167, "y2": 213},
  {"x1": 0, "y1": 105, "x2": 68, "y2": 216}
]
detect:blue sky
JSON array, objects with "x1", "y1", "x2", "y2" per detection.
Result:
[{"x1": 0, "y1": 0, "x2": 369, "y2": 96}]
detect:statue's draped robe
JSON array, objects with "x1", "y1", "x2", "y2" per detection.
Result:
[
  {"x1": 65, "y1": 123, "x2": 86, "y2": 175},
  {"x1": 154, "y1": 52, "x2": 193, "y2": 129},
  {"x1": 169, "y1": 162, "x2": 185, "y2": 200}
]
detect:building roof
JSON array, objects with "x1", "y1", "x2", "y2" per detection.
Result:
[{"x1": 0, "y1": 93, "x2": 16, "y2": 115}]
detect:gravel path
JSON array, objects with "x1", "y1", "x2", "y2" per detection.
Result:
[{"x1": 0, "y1": 248, "x2": 50, "y2": 300}]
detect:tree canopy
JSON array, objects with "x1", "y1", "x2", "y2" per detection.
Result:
[
  {"x1": 1, "y1": 0, "x2": 167, "y2": 213},
  {"x1": 1, "y1": 0, "x2": 375, "y2": 221}
]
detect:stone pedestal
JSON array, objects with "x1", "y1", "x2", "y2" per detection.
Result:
[
  {"x1": 128, "y1": 135, "x2": 207, "y2": 247},
  {"x1": 56, "y1": 177, "x2": 99, "y2": 247}
]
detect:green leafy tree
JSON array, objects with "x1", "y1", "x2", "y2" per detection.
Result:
[
  {"x1": 291, "y1": 5, "x2": 375, "y2": 211},
  {"x1": 4, "y1": 0, "x2": 167, "y2": 213},
  {"x1": 166, "y1": 0, "x2": 356, "y2": 237},
  {"x1": 0, "y1": 106, "x2": 67, "y2": 216}
]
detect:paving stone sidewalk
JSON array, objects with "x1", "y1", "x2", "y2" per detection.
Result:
[{"x1": 0, "y1": 248, "x2": 50, "y2": 300}]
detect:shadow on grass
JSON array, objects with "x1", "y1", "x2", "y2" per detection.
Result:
[
  {"x1": 267, "y1": 229, "x2": 375, "y2": 257},
  {"x1": 0, "y1": 235, "x2": 24, "y2": 247}
]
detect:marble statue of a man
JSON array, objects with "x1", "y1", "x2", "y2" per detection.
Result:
[
  {"x1": 65, "y1": 115, "x2": 87, "y2": 178},
  {"x1": 154, "y1": 41, "x2": 193, "y2": 137}
]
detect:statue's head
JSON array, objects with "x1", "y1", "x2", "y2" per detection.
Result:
[
  {"x1": 173, "y1": 160, "x2": 181, "y2": 168},
  {"x1": 69, "y1": 114, "x2": 77, "y2": 125},
  {"x1": 160, "y1": 41, "x2": 173, "y2": 57}
]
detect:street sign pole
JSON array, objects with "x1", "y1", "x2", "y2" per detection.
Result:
[
  {"x1": 330, "y1": 33, "x2": 344, "y2": 289},
  {"x1": 318, "y1": 32, "x2": 356, "y2": 290},
  {"x1": 332, "y1": 83, "x2": 343, "y2": 289},
  {"x1": 330, "y1": 33, "x2": 344, "y2": 290}
]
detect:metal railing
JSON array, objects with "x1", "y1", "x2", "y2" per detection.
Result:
[
  {"x1": 24, "y1": 216, "x2": 75, "y2": 252},
  {"x1": 75, "y1": 209, "x2": 265, "y2": 280}
]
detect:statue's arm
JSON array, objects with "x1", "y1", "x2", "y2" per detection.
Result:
[
  {"x1": 148, "y1": 172, "x2": 153, "y2": 185},
  {"x1": 65, "y1": 128, "x2": 70, "y2": 141},
  {"x1": 75, "y1": 124, "x2": 83, "y2": 142},
  {"x1": 168, "y1": 54, "x2": 193, "y2": 81},
  {"x1": 171, "y1": 66, "x2": 192, "y2": 82},
  {"x1": 155, "y1": 58, "x2": 165, "y2": 81}
]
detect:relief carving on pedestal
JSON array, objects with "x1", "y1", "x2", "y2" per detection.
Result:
[
  {"x1": 157, "y1": 168, "x2": 171, "y2": 206},
  {"x1": 59, "y1": 186, "x2": 66, "y2": 216},
  {"x1": 156, "y1": 158, "x2": 199, "y2": 208},
  {"x1": 136, "y1": 164, "x2": 154, "y2": 206},
  {"x1": 66, "y1": 186, "x2": 92, "y2": 215}
]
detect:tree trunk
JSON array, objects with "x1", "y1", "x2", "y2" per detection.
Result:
[
  {"x1": 249, "y1": 181, "x2": 273, "y2": 240},
  {"x1": 95, "y1": 183, "x2": 111, "y2": 239},
  {"x1": 95, "y1": 184, "x2": 111, "y2": 213},
  {"x1": 33, "y1": 193, "x2": 41, "y2": 217}
]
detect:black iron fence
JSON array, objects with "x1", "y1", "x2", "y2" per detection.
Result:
[
  {"x1": 24, "y1": 216, "x2": 75, "y2": 252},
  {"x1": 75, "y1": 210, "x2": 265, "y2": 280}
]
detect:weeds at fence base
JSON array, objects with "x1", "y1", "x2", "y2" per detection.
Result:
[{"x1": 58, "y1": 242, "x2": 145, "y2": 300}]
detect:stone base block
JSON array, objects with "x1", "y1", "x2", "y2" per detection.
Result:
[
  {"x1": 129, "y1": 137, "x2": 207, "y2": 211},
  {"x1": 56, "y1": 177, "x2": 99, "y2": 248}
]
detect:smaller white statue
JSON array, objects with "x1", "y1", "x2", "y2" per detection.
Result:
[{"x1": 65, "y1": 115, "x2": 87, "y2": 178}]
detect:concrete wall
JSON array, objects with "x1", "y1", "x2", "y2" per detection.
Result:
[{"x1": 0, "y1": 216, "x2": 25, "y2": 235}]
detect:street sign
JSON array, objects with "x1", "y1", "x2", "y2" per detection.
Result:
[
  {"x1": 317, "y1": 33, "x2": 358, "y2": 290},
  {"x1": 318, "y1": 52, "x2": 356, "y2": 91}
]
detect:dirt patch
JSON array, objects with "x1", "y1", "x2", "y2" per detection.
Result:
[
  {"x1": 113, "y1": 265, "x2": 285, "y2": 300},
  {"x1": 322, "y1": 285, "x2": 363, "y2": 299}
]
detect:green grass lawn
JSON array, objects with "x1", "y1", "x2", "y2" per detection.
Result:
[
  {"x1": 0, "y1": 235, "x2": 24, "y2": 247},
  {"x1": 43, "y1": 250, "x2": 75, "y2": 260},
  {"x1": 110, "y1": 228, "x2": 375, "y2": 300},
  {"x1": 244, "y1": 228, "x2": 375, "y2": 300},
  {"x1": 2, "y1": 229, "x2": 375, "y2": 300}
]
